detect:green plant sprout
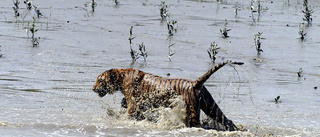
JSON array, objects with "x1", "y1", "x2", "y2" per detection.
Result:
[
  {"x1": 160, "y1": 1, "x2": 168, "y2": 20},
  {"x1": 23, "y1": 0, "x2": 32, "y2": 10},
  {"x1": 114, "y1": 0, "x2": 119, "y2": 5},
  {"x1": 207, "y1": 41, "x2": 220, "y2": 63},
  {"x1": 168, "y1": 42, "x2": 175, "y2": 62},
  {"x1": 128, "y1": 26, "x2": 148, "y2": 62},
  {"x1": 13, "y1": 0, "x2": 20, "y2": 17},
  {"x1": 129, "y1": 26, "x2": 139, "y2": 61},
  {"x1": 298, "y1": 24, "x2": 307, "y2": 40},
  {"x1": 13, "y1": 0, "x2": 20, "y2": 9},
  {"x1": 274, "y1": 96, "x2": 280, "y2": 104},
  {"x1": 297, "y1": 68, "x2": 303, "y2": 77},
  {"x1": 33, "y1": 5, "x2": 43, "y2": 18},
  {"x1": 138, "y1": 42, "x2": 148, "y2": 61},
  {"x1": 220, "y1": 19, "x2": 231, "y2": 38},
  {"x1": 13, "y1": 7, "x2": 20, "y2": 17},
  {"x1": 29, "y1": 17, "x2": 40, "y2": 47},
  {"x1": 167, "y1": 20, "x2": 177, "y2": 36},
  {"x1": 254, "y1": 32, "x2": 263, "y2": 55},
  {"x1": 130, "y1": 48, "x2": 140, "y2": 61},
  {"x1": 302, "y1": 0, "x2": 313, "y2": 25}
]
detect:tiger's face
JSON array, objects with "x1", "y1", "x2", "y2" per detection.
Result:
[{"x1": 92, "y1": 71, "x2": 117, "y2": 97}]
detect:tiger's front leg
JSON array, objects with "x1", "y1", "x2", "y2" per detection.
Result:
[{"x1": 124, "y1": 93, "x2": 147, "y2": 120}]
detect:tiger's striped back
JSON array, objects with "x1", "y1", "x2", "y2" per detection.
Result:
[{"x1": 123, "y1": 69, "x2": 195, "y2": 104}]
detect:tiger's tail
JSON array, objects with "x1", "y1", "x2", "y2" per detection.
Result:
[
  {"x1": 193, "y1": 60, "x2": 243, "y2": 89},
  {"x1": 199, "y1": 86, "x2": 238, "y2": 131}
]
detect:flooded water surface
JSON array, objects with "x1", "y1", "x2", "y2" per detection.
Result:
[{"x1": 1, "y1": 0, "x2": 320, "y2": 136}]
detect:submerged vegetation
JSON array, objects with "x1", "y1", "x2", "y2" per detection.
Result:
[
  {"x1": 13, "y1": 7, "x2": 20, "y2": 17},
  {"x1": 129, "y1": 26, "x2": 138, "y2": 61},
  {"x1": 234, "y1": 2, "x2": 240, "y2": 16},
  {"x1": 207, "y1": 42, "x2": 220, "y2": 63},
  {"x1": 274, "y1": 96, "x2": 280, "y2": 104},
  {"x1": 91, "y1": 0, "x2": 97, "y2": 12},
  {"x1": 167, "y1": 20, "x2": 177, "y2": 36},
  {"x1": 168, "y1": 41, "x2": 175, "y2": 62},
  {"x1": 159, "y1": 1, "x2": 179, "y2": 36},
  {"x1": 128, "y1": 26, "x2": 148, "y2": 62},
  {"x1": 33, "y1": 5, "x2": 43, "y2": 18},
  {"x1": 10, "y1": 0, "x2": 44, "y2": 47},
  {"x1": 13, "y1": 0, "x2": 20, "y2": 17},
  {"x1": 138, "y1": 42, "x2": 148, "y2": 61},
  {"x1": 302, "y1": 0, "x2": 313, "y2": 25},
  {"x1": 160, "y1": 1, "x2": 168, "y2": 20},
  {"x1": 13, "y1": 0, "x2": 20, "y2": 9},
  {"x1": 250, "y1": 0, "x2": 262, "y2": 22},
  {"x1": 298, "y1": 24, "x2": 307, "y2": 40},
  {"x1": 23, "y1": 0, "x2": 32, "y2": 10},
  {"x1": 220, "y1": 19, "x2": 230, "y2": 38},
  {"x1": 254, "y1": 32, "x2": 263, "y2": 55},
  {"x1": 297, "y1": 68, "x2": 303, "y2": 77},
  {"x1": 114, "y1": 0, "x2": 119, "y2": 5},
  {"x1": 29, "y1": 17, "x2": 40, "y2": 47}
]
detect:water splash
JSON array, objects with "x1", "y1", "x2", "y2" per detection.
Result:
[{"x1": 104, "y1": 96, "x2": 187, "y2": 130}]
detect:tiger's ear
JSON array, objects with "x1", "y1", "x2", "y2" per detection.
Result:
[{"x1": 110, "y1": 69, "x2": 124, "y2": 81}]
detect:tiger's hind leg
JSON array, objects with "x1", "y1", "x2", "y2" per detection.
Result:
[{"x1": 199, "y1": 86, "x2": 238, "y2": 131}]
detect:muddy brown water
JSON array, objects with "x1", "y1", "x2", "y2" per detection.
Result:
[{"x1": 1, "y1": 0, "x2": 320, "y2": 136}]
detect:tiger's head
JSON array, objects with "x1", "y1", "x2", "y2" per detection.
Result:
[{"x1": 92, "y1": 69, "x2": 123, "y2": 97}]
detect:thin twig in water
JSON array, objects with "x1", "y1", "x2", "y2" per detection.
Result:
[
  {"x1": 91, "y1": 0, "x2": 97, "y2": 12},
  {"x1": 234, "y1": 2, "x2": 240, "y2": 16},
  {"x1": 168, "y1": 41, "x2": 175, "y2": 62}
]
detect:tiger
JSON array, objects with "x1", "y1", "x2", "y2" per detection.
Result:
[{"x1": 92, "y1": 60, "x2": 243, "y2": 131}]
